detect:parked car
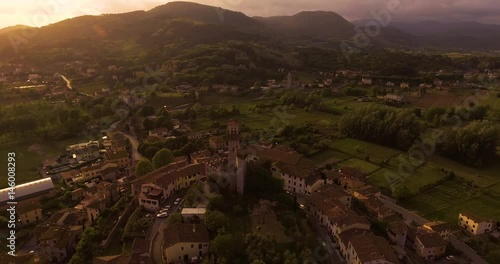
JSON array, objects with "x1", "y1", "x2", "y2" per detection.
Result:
[
  {"x1": 156, "y1": 212, "x2": 168, "y2": 218},
  {"x1": 446, "y1": 255, "x2": 455, "y2": 261},
  {"x1": 174, "y1": 198, "x2": 181, "y2": 205}
]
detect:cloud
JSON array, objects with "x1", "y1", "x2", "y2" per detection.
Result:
[{"x1": 0, "y1": 0, "x2": 499, "y2": 29}]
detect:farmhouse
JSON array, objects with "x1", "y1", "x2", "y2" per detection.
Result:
[
  {"x1": 163, "y1": 224, "x2": 209, "y2": 264},
  {"x1": 458, "y1": 212, "x2": 494, "y2": 235},
  {"x1": 17, "y1": 200, "x2": 43, "y2": 226},
  {"x1": 423, "y1": 221, "x2": 451, "y2": 240},
  {"x1": 338, "y1": 229, "x2": 399, "y2": 264},
  {"x1": 414, "y1": 232, "x2": 446, "y2": 261}
]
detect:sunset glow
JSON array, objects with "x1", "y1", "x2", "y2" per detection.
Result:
[{"x1": 1, "y1": 0, "x2": 499, "y2": 29}]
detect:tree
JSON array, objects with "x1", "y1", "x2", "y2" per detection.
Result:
[
  {"x1": 437, "y1": 120, "x2": 498, "y2": 166},
  {"x1": 246, "y1": 160, "x2": 284, "y2": 197},
  {"x1": 321, "y1": 88, "x2": 332, "y2": 97},
  {"x1": 204, "y1": 210, "x2": 228, "y2": 232},
  {"x1": 141, "y1": 105, "x2": 155, "y2": 117},
  {"x1": 393, "y1": 186, "x2": 411, "y2": 201},
  {"x1": 144, "y1": 146, "x2": 160, "y2": 160},
  {"x1": 251, "y1": 200, "x2": 277, "y2": 225},
  {"x1": 135, "y1": 159, "x2": 154, "y2": 177},
  {"x1": 168, "y1": 213, "x2": 183, "y2": 226},
  {"x1": 152, "y1": 148, "x2": 174, "y2": 169},
  {"x1": 156, "y1": 115, "x2": 174, "y2": 129},
  {"x1": 142, "y1": 118, "x2": 155, "y2": 130},
  {"x1": 69, "y1": 227, "x2": 100, "y2": 264},
  {"x1": 211, "y1": 233, "x2": 243, "y2": 261}
]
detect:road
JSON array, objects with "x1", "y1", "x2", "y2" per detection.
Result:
[
  {"x1": 379, "y1": 195, "x2": 488, "y2": 264},
  {"x1": 148, "y1": 195, "x2": 184, "y2": 264},
  {"x1": 120, "y1": 131, "x2": 143, "y2": 163},
  {"x1": 149, "y1": 217, "x2": 168, "y2": 264},
  {"x1": 296, "y1": 194, "x2": 343, "y2": 264},
  {"x1": 310, "y1": 217, "x2": 344, "y2": 264}
]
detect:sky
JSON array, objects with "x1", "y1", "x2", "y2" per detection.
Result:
[{"x1": 1, "y1": 0, "x2": 499, "y2": 29}]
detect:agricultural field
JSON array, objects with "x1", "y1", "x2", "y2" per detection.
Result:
[
  {"x1": 148, "y1": 92, "x2": 192, "y2": 108},
  {"x1": 308, "y1": 148, "x2": 351, "y2": 164},
  {"x1": 427, "y1": 154, "x2": 500, "y2": 187},
  {"x1": 400, "y1": 178, "x2": 476, "y2": 219},
  {"x1": 337, "y1": 158, "x2": 381, "y2": 175},
  {"x1": 406, "y1": 92, "x2": 468, "y2": 108},
  {"x1": 328, "y1": 137, "x2": 400, "y2": 164},
  {"x1": 0, "y1": 136, "x2": 93, "y2": 188},
  {"x1": 367, "y1": 161, "x2": 448, "y2": 193}
]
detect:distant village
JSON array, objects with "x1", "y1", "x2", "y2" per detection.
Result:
[{"x1": 0, "y1": 62, "x2": 497, "y2": 108}]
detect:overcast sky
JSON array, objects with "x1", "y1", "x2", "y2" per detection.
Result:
[{"x1": 1, "y1": 0, "x2": 499, "y2": 29}]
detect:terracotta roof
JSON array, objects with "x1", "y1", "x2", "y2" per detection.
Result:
[
  {"x1": 461, "y1": 211, "x2": 493, "y2": 223},
  {"x1": 105, "y1": 150, "x2": 129, "y2": 160},
  {"x1": 61, "y1": 169, "x2": 80, "y2": 180},
  {"x1": 155, "y1": 164, "x2": 205, "y2": 188},
  {"x1": 132, "y1": 160, "x2": 188, "y2": 185},
  {"x1": 18, "y1": 200, "x2": 41, "y2": 214},
  {"x1": 388, "y1": 221, "x2": 408, "y2": 236},
  {"x1": 248, "y1": 144, "x2": 315, "y2": 169},
  {"x1": 275, "y1": 161, "x2": 313, "y2": 180},
  {"x1": 416, "y1": 232, "x2": 447, "y2": 248},
  {"x1": 341, "y1": 229, "x2": 399, "y2": 264},
  {"x1": 163, "y1": 224, "x2": 209, "y2": 248},
  {"x1": 424, "y1": 221, "x2": 451, "y2": 233},
  {"x1": 354, "y1": 185, "x2": 381, "y2": 197},
  {"x1": 307, "y1": 185, "x2": 350, "y2": 212},
  {"x1": 339, "y1": 166, "x2": 364, "y2": 179},
  {"x1": 37, "y1": 225, "x2": 82, "y2": 248},
  {"x1": 209, "y1": 136, "x2": 226, "y2": 144}
]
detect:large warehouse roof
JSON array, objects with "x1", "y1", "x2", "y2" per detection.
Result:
[{"x1": 0, "y1": 178, "x2": 54, "y2": 203}]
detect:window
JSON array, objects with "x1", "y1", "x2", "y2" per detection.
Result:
[
  {"x1": 191, "y1": 244, "x2": 194, "y2": 248},
  {"x1": 198, "y1": 244, "x2": 202, "y2": 249},
  {"x1": 181, "y1": 247, "x2": 184, "y2": 250}
]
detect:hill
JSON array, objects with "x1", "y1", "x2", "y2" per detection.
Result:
[{"x1": 255, "y1": 11, "x2": 355, "y2": 40}]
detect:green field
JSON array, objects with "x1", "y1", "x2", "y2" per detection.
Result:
[
  {"x1": 427, "y1": 154, "x2": 500, "y2": 187},
  {"x1": 424, "y1": 182, "x2": 500, "y2": 223},
  {"x1": 400, "y1": 178, "x2": 476, "y2": 217},
  {"x1": 328, "y1": 138, "x2": 400, "y2": 164},
  {"x1": 368, "y1": 158, "x2": 450, "y2": 193},
  {"x1": 337, "y1": 158, "x2": 381, "y2": 175},
  {"x1": 0, "y1": 137, "x2": 93, "y2": 188},
  {"x1": 148, "y1": 92, "x2": 192, "y2": 108},
  {"x1": 308, "y1": 148, "x2": 351, "y2": 163}
]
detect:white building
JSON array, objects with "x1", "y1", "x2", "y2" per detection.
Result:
[{"x1": 458, "y1": 212, "x2": 494, "y2": 235}]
